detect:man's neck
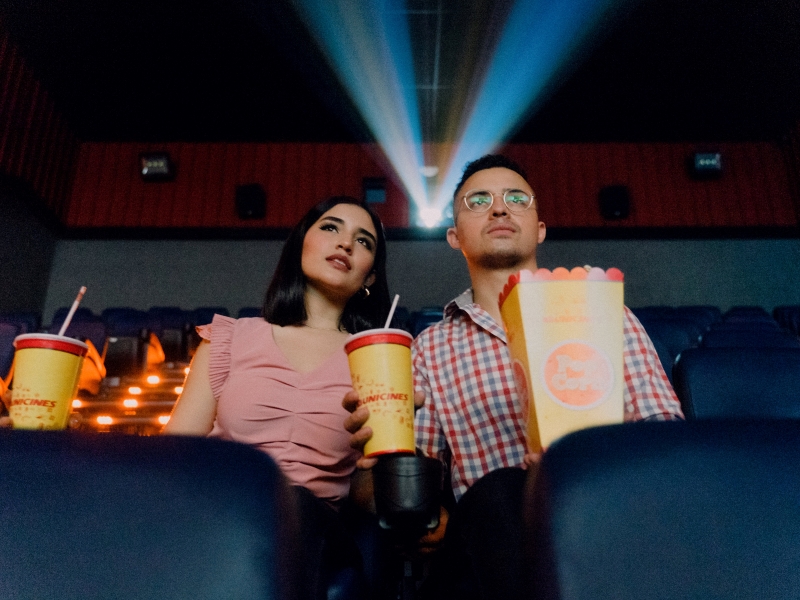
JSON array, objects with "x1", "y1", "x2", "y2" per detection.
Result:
[{"x1": 469, "y1": 261, "x2": 537, "y2": 324}]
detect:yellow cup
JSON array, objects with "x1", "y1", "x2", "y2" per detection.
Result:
[
  {"x1": 345, "y1": 328, "x2": 415, "y2": 457},
  {"x1": 9, "y1": 334, "x2": 88, "y2": 430}
]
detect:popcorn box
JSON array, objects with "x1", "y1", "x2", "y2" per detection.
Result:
[{"x1": 499, "y1": 267, "x2": 625, "y2": 452}]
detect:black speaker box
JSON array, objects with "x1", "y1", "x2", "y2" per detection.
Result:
[
  {"x1": 598, "y1": 185, "x2": 630, "y2": 220},
  {"x1": 235, "y1": 184, "x2": 267, "y2": 220}
]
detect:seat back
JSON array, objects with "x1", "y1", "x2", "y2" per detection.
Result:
[
  {"x1": 773, "y1": 305, "x2": 800, "y2": 335},
  {"x1": 672, "y1": 347, "x2": 800, "y2": 420},
  {"x1": 525, "y1": 420, "x2": 800, "y2": 600},
  {"x1": 410, "y1": 307, "x2": 444, "y2": 337},
  {"x1": 192, "y1": 307, "x2": 230, "y2": 326},
  {"x1": 0, "y1": 322, "x2": 18, "y2": 381},
  {"x1": 47, "y1": 319, "x2": 109, "y2": 356},
  {"x1": 51, "y1": 306, "x2": 97, "y2": 326},
  {"x1": 148, "y1": 307, "x2": 192, "y2": 362},
  {"x1": 672, "y1": 305, "x2": 722, "y2": 329},
  {"x1": 723, "y1": 305, "x2": 771, "y2": 320},
  {"x1": 700, "y1": 328, "x2": 800, "y2": 349},
  {"x1": 237, "y1": 307, "x2": 263, "y2": 319},
  {"x1": 0, "y1": 431, "x2": 298, "y2": 600},
  {"x1": 639, "y1": 319, "x2": 693, "y2": 360},
  {"x1": 0, "y1": 311, "x2": 41, "y2": 334},
  {"x1": 100, "y1": 308, "x2": 153, "y2": 376}
]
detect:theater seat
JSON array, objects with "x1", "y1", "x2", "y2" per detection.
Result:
[
  {"x1": 0, "y1": 322, "x2": 18, "y2": 388},
  {"x1": 700, "y1": 328, "x2": 800, "y2": 349},
  {"x1": 0, "y1": 431, "x2": 298, "y2": 600},
  {"x1": 410, "y1": 307, "x2": 444, "y2": 337},
  {"x1": 672, "y1": 347, "x2": 800, "y2": 420},
  {"x1": 525, "y1": 420, "x2": 800, "y2": 600}
]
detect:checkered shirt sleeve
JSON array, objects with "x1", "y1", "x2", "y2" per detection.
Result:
[{"x1": 622, "y1": 307, "x2": 684, "y2": 421}]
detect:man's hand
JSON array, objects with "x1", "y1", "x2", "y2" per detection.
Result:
[
  {"x1": 343, "y1": 388, "x2": 427, "y2": 470},
  {"x1": 521, "y1": 451, "x2": 542, "y2": 470}
]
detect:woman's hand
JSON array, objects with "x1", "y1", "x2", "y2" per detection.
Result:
[
  {"x1": 343, "y1": 388, "x2": 426, "y2": 470},
  {"x1": 0, "y1": 389, "x2": 85, "y2": 430},
  {"x1": 342, "y1": 389, "x2": 378, "y2": 469}
]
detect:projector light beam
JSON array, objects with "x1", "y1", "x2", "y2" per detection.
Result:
[
  {"x1": 290, "y1": 0, "x2": 624, "y2": 226},
  {"x1": 290, "y1": 0, "x2": 429, "y2": 213}
]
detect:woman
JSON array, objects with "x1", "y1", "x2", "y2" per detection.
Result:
[{"x1": 165, "y1": 195, "x2": 391, "y2": 599}]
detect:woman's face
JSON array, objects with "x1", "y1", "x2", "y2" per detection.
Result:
[{"x1": 301, "y1": 203, "x2": 378, "y2": 303}]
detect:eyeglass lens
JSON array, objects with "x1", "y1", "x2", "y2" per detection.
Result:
[{"x1": 464, "y1": 190, "x2": 533, "y2": 212}]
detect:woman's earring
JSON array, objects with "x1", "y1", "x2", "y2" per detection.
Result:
[{"x1": 362, "y1": 286, "x2": 370, "y2": 298}]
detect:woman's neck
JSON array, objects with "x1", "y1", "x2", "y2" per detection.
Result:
[{"x1": 303, "y1": 287, "x2": 346, "y2": 332}]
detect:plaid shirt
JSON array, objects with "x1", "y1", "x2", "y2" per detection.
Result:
[{"x1": 413, "y1": 289, "x2": 684, "y2": 501}]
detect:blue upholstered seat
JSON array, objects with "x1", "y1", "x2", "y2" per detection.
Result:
[
  {"x1": 672, "y1": 347, "x2": 800, "y2": 420},
  {"x1": 525, "y1": 420, "x2": 800, "y2": 600},
  {"x1": 0, "y1": 431, "x2": 298, "y2": 600}
]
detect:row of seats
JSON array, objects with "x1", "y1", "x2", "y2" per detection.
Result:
[
  {"x1": 630, "y1": 306, "x2": 800, "y2": 423},
  {"x1": 632, "y1": 305, "x2": 800, "y2": 385},
  {"x1": 0, "y1": 306, "x2": 238, "y2": 383},
  {"x1": 2, "y1": 419, "x2": 798, "y2": 599}
]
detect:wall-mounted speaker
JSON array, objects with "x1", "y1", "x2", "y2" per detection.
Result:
[
  {"x1": 598, "y1": 185, "x2": 631, "y2": 220},
  {"x1": 363, "y1": 177, "x2": 387, "y2": 204},
  {"x1": 235, "y1": 184, "x2": 266, "y2": 220}
]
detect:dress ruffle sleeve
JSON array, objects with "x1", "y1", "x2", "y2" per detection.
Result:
[{"x1": 198, "y1": 314, "x2": 236, "y2": 400}]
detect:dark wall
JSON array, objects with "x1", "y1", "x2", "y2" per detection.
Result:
[
  {"x1": 42, "y1": 237, "x2": 800, "y2": 324},
  {"x1": 0, "y1": 182, "x2": 57, "y2": 313}
]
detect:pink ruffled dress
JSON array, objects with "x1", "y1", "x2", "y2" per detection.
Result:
[{"x1": 198, "y1": 315, "x2": 359, "y2": 505}]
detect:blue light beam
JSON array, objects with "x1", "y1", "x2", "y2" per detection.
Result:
[
  {"x1": 433, "y1": 0, "x2": 621, "y2": 213},
  {"x1": 290, "y1": 0, "x2": 430, "y2": 212}
]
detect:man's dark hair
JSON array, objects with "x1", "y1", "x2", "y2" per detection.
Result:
[
  {"x1": 262, "y1": 195, "x2": 390, "y2": 333},
  {"x1": 452, "y1": 154, "x2": 530, "y2": 219}
]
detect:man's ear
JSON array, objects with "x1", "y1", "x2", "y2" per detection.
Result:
[
  {"x1": 538, "y1": 221, "x2": 547, "y2": 244},
  {"x1": 446, "y1": 226, "x2": 461, "y2": 250}
]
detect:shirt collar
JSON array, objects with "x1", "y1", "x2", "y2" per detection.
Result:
[{"x1": 444, "y1": 288, "x2": 507, "y2": 342}]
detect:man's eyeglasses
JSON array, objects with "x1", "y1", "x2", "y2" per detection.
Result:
[{"x1": 463, "y1": 189, "x2": 535, "y2": 213}]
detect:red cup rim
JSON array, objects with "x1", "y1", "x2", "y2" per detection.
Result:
[
  {"x1": 345, "y1": 329, "x2": 413, "y2": 354},
  {"x1": 14, "y1": 333, "x2": 88, "y2": 357},
  {"x1": 365, "y1": 448, "x2": 416, "y2": 458}
]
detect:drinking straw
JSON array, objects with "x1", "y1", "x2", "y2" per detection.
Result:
[
  {"x1": 384, "y1": 294, "x2": 400, "y2": 329},
  {"x1": 58, "y1": 286, "x2": 87, "y2": 336}
]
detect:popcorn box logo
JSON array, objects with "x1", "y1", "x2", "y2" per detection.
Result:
[{"x1": 542, "y1": 341, "x2": 614, "y2": 410}]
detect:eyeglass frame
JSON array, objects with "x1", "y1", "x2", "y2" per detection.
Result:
[{"x1": 461, "y1": 188, "x2": 537, "y2": 214}]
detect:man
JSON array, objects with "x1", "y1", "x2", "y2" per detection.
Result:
[{"x1": 345, "y1": 154, "x2": 683, "y2": 599}]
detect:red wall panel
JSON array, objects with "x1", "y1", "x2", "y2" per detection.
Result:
[
  {"x1": 64, "y1": 140, "x2": 797, "y2": 231},
  {"x1": 0, "y1": 23, "x2": 77, "y2": 216},
  {"x1": 66, "y1": 142, "x2": 411, "y2": 229}
]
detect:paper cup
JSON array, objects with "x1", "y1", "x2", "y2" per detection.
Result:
[
  {"x1": 9, "y1": 334, "x2": 88, "y2": 430},
  {"x1": 345, "y1": 328, "x2": 415, "y2": 457}
]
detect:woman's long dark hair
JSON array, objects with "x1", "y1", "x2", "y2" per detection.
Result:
[{"x1": 262, "y1": 196, "x2": 391, "y2": 333}]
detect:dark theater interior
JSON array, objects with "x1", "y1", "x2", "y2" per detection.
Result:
[{"x1": 1, "y1": 0, "x2": 800, "y2": 599}]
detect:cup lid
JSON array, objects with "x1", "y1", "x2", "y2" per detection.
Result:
[
  {"x1": 14, "y1": 333, "x2": 89, "y2": 357},
  {"x1": 345, "y1": 328, "x2": 413, "y2": 354}
]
